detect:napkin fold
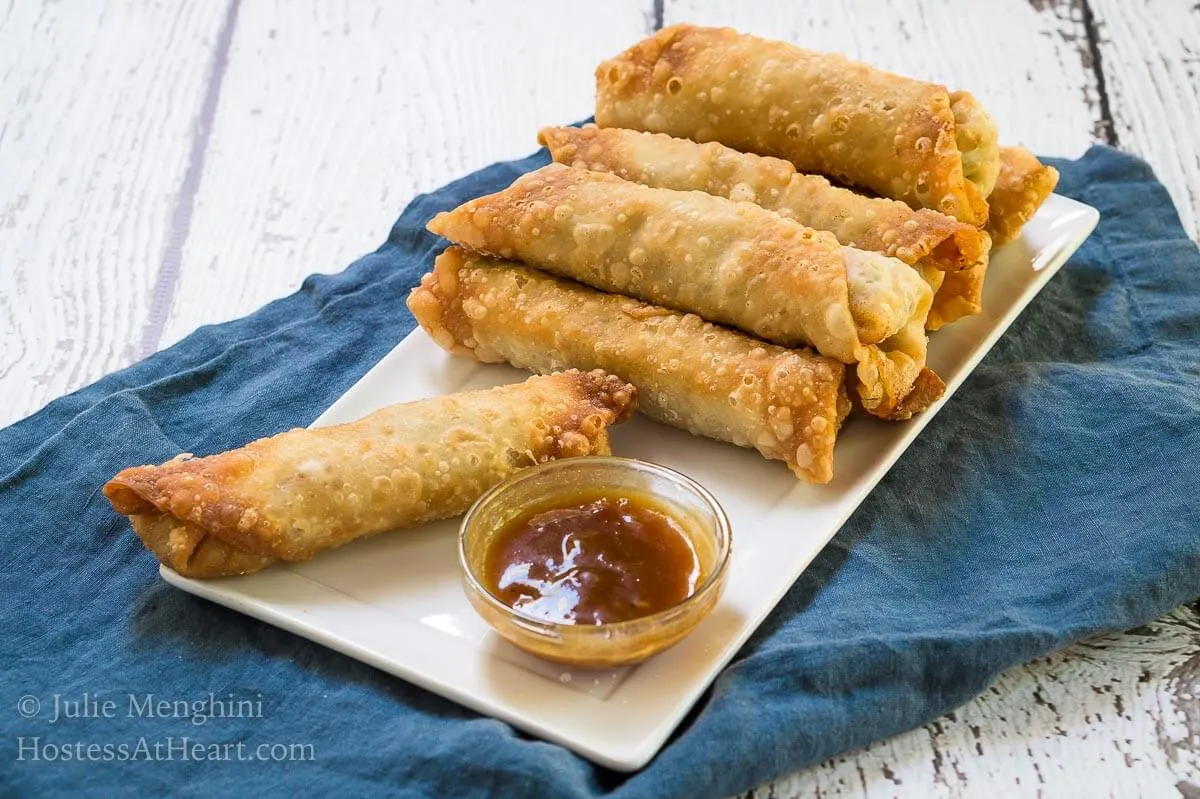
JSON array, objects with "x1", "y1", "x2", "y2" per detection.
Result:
[{"x1": 2, "y1": 145, "x2": 1198, "y2": 798}]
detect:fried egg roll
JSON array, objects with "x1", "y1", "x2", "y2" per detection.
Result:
[
  {"x1": 986, "y1": 147, "x2": 1060, "y2": 246},
  {"x1": 928, "y1": 233, "x2": 992, "y2": 330},
  {"x1": 104, "y1": 371, "x2": 636, "y2": 578},
  {"x1": 539, "y1": 125, "x2": 984, "y2": 272},
  {"x1": 594, "y1": 24, "x2": 999, "y2": 225},
  {"x1": 428, "y1": 164, "x2": 937, "y2": 419},
  {"x1": 408, "y1": 248, "x2": 850, "y2": 483}
]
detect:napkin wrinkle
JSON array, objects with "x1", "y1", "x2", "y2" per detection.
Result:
[
  {"x1": 2, "y1": 392, "x2": 173, "y2": 487},
  {"x1": 2, "y1": 145, "x2": 1199, "y2": 799}
]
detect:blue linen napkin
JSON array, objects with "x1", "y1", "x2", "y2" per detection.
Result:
[{"x1": 2, "y1": 145, "x2": 1197, "y2": 798}]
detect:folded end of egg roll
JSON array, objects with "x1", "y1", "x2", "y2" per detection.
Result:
[
  {"x1": 842, "y1": 246, "x2": 933, "y2": 346},
  {"x1": 104, "y1": 371, "x2": 636, "y2": 578},
  {"x1": 927, "y1": 232, "x2": 992, "y2": 330},
  {"x1": 893, "y1": 368, "x2": 947, "y2": 421},
  {"x1": 854, "y1": 322, "x2": 943, "y2": 419},
  {"x1": 841, "y1": 247, "x2": 941, "y2": 418},
  {"x1": 951, "y1": 91, "x2": 1001, "y2": 198},
  {"x1": 986, "y1": 146, "x2": 1060, "y2": 246},
  {"x1": 125, "y1": 511, "x2": 279, "y2": 579}
]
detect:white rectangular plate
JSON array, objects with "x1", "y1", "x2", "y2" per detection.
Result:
[{"x1": 163, "y1": 195, "x2": 1098, "y2": 771}]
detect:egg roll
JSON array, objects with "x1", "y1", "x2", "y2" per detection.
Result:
[
  {"x1": 986, "y1": 147, "x2": 1060, "y2": 246},
  {"x1": 928, "y1": 233, "x2": 992, "y2": 330},
  {"x1": 594, "y1": 24, "x2": 999, "y2": 225},
  {"x1": 540, "y1": 125, "x2": 984, "y2": 272},
  {"x1": 428, "y1": 164, "x2": 938, "y2": 419},
  {"x1": 917, "y1": 264, "x2": 946, "y2": 299},
  {"x1": 408, "y1": 248, "x2": 850, "y2": 483},
  {"x1": 103, "y1": 371, "x2": 637, "y2": 578}
]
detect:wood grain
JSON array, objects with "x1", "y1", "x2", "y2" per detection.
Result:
[
  {"x1": 0, "y1": 0, "x2": 229, "y2": 427},
  {"x1": 663, "y1": 0, "x2": 1101, "y2": 157},
  {"x1": 157, "y1": 0, "x2": 654, "y2": 349},
  {"x1": 1089, "y1": 0, "x2": 1200, "y2": 240},
  {"x1": 749, "y1": 607, "x2": 1200, "y2": 798}
]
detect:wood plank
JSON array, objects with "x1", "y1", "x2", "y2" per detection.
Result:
[
  {"x1": 158, "y1": 0, "x2": 654, "y2": 349},
  {"x1": 1089, "y1": 0, "x2": 1200, "y2": 240},
  {"x1": 663, "y1": 0, "x2": 1102, "y2": 156},
  {"x1": 0, "y1": 0, "x2": 231, "y2": 426}
]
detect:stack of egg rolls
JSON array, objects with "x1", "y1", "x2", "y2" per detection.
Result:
[
  {"x1": 427, "y1": 163, "x2": 937, "y2": 421},
  {"x1": 104, "y1": 371, "x2": 636, "y2": 578},
  {"x1": 410, "y1": 26, "x2": 1057, "y2": 484},
  {"x1": 591, "y1": 25, "x2": 1058, "y2": 327}
]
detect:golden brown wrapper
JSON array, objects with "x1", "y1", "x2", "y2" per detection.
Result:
[
  {"x1": 928, "y1": 232, "x2": 993, "y2": 330},
  {"x1": 428, "y1": 164, "x2": 938, "y2": 419},
  {"x1": 103, "y1": 371, "x2": 636, "y2": 578},
  {"x1": 893, "y1": 368, "x2": 948, "y2": 420},
  {"x1": 408, "y1": 248, "x2": 850, "y2": 483},
  {"x1": 594, "y1": 24, "x2": 998, "y2": 225},
  {"x1": 951, "y1": 91, "x2": 1002, "y2": 200},
  {"x1": 986, "y1": 146, "x2": 1060, "y2": 246},
  {"x1": 431, "y1": 164, "x2": 861, "y2": 357},
  {"x1": 540, "y1": 125, "x2": 984, "y2": 272}
]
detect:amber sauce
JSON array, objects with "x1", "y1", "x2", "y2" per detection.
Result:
[{"x1": 483, "y1": 490, "x2": 702, "y2": 625}]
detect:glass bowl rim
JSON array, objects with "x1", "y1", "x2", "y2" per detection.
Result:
[{"x1": 458, "y1": 456, "x2": 732, "y2": 635}]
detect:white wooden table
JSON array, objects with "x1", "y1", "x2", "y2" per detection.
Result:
[{"x1": 3, "y1": 1, "x2": 1198, "y2": 795}]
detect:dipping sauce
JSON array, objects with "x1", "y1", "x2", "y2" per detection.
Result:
[{"x1": 483, "y1": 490, "x2": 702, "y2": 625}]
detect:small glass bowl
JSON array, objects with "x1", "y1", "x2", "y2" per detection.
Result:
[{"x1": 458, "y1": 457, "x2": 732, "y2": 669}]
